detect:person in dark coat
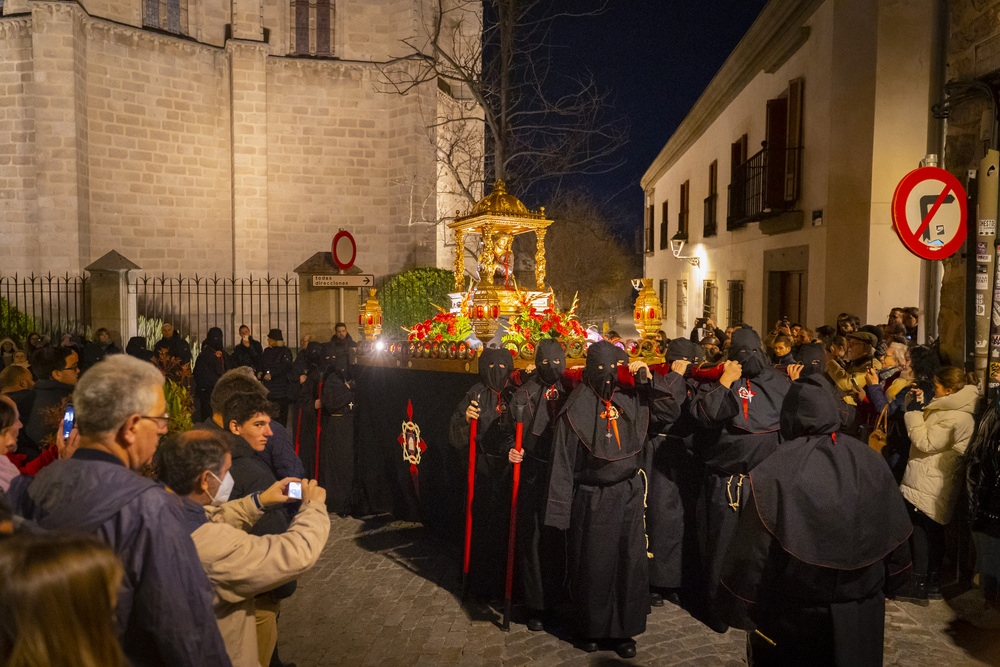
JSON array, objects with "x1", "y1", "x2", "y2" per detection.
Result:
[
  {"x1": 327, "y1": 322, "x2": 356, "y2": 363},
  {"x1": 259, "y1": 329, "x2": 294, "y2": 427},
  {"x1": 9, "y1": 355, "x2": 232, "y2": 667},
  {"x1": 645, "y1": 338, "x2": 705, "y2": 607},
  {"x1": 125, "y1": 336, "x2": 156, "y2": 363},
  {"x1": 544, "y1": 341, "x2": 681, "y2": 659},
  {"x1": 294, "y1": 342, "x2": 330, "y2": 482},
  {"x1": 231, "y1": 324, "x2": 263, "y2": 373},
  {"x1": 153, "y1": 323, "x2": 192, "y2": 366},
  {"x1": 81, "y1": 328, "x2": 121, "y2": 372},
  {"x1": 450, "y1": 347, "x2": 519, "y2": 600},
  {"x1": 720, "y1": 375, "x2": 912, "y2": 666},
  {"x1": 194, "y1": 327, "x2": 230, "y2": 422},
  {"x1": 690, "y1": 327, "x2": 790, "y2": 632},
  {"x1": 508, "y1": 338, "x2": 572, "y2": 629},
  {"x1": 24, "y1": 346, "x2": 79, "y2": 461},
  {"x1": 318, "y1": 352, "x2": 354, "y2": 516}
]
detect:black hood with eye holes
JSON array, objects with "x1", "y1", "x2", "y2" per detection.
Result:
[
  {"x1": 666, "y1": 338, "x2": 702, "y2": 363},
  {"x1": 479, "y1": 347, "x2": 513, "y2": 393},
  {"x1": 796, "y1": 342, "x2": 825, "y2": 377},
  {"x1": 535, "y1": 338, "x2": 565, "y2": 386},
  {"x1": 729, "y1": 327, "x2": 769, "y2": 378},
  {"x1": 583, "y1": 341, "x2": 619, "y2": 400}
]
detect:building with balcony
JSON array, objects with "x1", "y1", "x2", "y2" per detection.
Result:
[{"x1": 641, "y1": 0, "x2": 945, "y2": 336}]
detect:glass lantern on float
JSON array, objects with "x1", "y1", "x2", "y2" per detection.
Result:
[
  {"x1": 632, "y1": 278, "x2": 662, "y2": 340},
  {"x1": 359, "y1": 288, "x2": 383, "y2": 340},
  {"x1": 448, "y1": 180, "x2": 554, "y2": 342}
]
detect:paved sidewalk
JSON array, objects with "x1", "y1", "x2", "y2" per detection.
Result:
[{"x1": 277, "y1": 516, "x2": 999, "y2": 666}]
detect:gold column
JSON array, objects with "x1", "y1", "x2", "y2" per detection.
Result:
[
  {"x1": 479, "y1": 224, "x2": 495, "y2": 286},
  {"x1": 453, "y1": 230, "x2": 466, "y2": 291},
  {"x1": 534, "y1": 228, "x2": 547, "y2": 289}
]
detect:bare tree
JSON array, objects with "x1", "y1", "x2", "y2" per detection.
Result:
[{"x1": 379, "y1": 0, "x2": 628, "y2": 208}]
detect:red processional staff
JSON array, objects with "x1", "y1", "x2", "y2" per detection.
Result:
[
  {"x1": 314, "y1": 381, "x2": 323, "y2": 479},
  {"x1": 501, "y1": 401, "x2": 526, "y2": 631},
  {"x1": 462, "y1": 394, "x2": 480, "y2": 600}
]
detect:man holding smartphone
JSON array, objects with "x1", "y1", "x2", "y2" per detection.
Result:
[
  {"x1": 24, "y1": 346, "x2": 80, "y2": 461},
  {"x1": 155, "y1": 429, "x2": 330, "y2": 667}
]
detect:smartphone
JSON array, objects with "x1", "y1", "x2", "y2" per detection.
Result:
[
  {"x1": 288, "y1": 481, "x2": 302, "y2": 500},
  {"x1": 62, "y1": 403, "x2": 75, "y2": 440}
]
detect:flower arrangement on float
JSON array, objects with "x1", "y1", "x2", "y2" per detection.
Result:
[
  {"x1": 502, "y1": 293, "x2": 586, "y2": 353},
  {"x1": 405, "y1": 308, "x2": 473, "y2": 343}
]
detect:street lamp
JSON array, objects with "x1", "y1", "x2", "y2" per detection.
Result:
[{"x1": 669, "y1": 231, "x2": 700, "y2": 267}]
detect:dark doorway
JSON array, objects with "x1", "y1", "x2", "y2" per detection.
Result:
[{"x1": 767, "y1": 270, "x2": 804, "y2": 328}]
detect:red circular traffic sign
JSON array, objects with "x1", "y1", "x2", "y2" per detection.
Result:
[
  {"x1": 332, "y1": 230, "x2": 356, "y2": 271},
  {"x1": 891, "y1": 167, "x2": 967, "y2": 260}
]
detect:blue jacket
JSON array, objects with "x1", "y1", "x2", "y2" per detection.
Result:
[{"x1": 13, "y1": 449, "x2": 232, "y2": 667}]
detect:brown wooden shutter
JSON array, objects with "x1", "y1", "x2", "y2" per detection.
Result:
[
  {"x1": 764, "y1": 98, "x2": 788, "y2": 211},
  {"x1": 784, "y1": 78, "x2": 804, "y2": 202}
]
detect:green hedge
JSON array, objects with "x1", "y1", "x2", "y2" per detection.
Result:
[{"x1": 378, "y1": 268, "x2": 458, "y2": 338}]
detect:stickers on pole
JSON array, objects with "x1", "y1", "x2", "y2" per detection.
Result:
[{"x1": 891, "y1": 167, "x2": 968, "y2": 260}]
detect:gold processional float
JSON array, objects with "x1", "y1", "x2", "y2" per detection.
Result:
[{"x1": 355, "y1": 180, "x2": 666, "y2": 370}]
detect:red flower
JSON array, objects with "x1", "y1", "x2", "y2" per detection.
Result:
[
  {"x1": 556, "y1": 324, "x2": 568, "y2": 335},
  {"x1": 540, "y1": 321, "x2": 552, "y2": 333},
  {"x1": 448, "y1": 324, "x2": 456, "y2": 335},
  {"x1": 435, "y1": 334, "x2": 444, "y2": 342}
]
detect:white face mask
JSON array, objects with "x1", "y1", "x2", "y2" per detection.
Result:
[{"x1": 208, "y1": 470, "x2": 234, "y2": 507}]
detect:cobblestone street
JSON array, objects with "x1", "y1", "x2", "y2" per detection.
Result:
[{"x1": 277, "y1": 516, "x2": 1000, "y2": 666}]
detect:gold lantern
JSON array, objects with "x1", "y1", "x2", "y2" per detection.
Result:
[
  {"x1": 632, "y1": 278, "x2": 662, "y2": 340},
  {"x1": 360, "y1": 289, "x2": 383, "y2": 340},
  {"x1": 468, "y1": 286, "x2": 503, "y2": 342}
]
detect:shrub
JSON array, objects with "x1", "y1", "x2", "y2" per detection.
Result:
[{"x1": 378, "y1": 268, "x2": 458, "y2": 337}]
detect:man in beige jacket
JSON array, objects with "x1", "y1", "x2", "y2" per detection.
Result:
[{"x1": 154, "y1": 429, "x2": 331, "y2": 667}]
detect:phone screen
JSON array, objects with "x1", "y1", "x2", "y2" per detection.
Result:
[
  {"x1": 62, "y1": 404, "x2": 75, "y2": 439},
  {"x1": 288, "y1": 481, "x2": 302, "y2": 500}
]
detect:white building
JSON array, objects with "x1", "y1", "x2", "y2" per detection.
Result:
[{"x1": 641, "y1": 0, "x2": 944, "y2": 337}]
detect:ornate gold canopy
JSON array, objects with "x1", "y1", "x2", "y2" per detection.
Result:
[{"x1": 448, "y1": 180, "x2": 554, "y2": 292}]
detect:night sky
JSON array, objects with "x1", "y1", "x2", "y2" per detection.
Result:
[{"x1": 539, "y1": 0, "x2": 769, "y2": 237}]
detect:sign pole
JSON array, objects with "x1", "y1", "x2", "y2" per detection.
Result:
[{"x1": 975, "y1": 151, "x2": 999, "y2": 393}]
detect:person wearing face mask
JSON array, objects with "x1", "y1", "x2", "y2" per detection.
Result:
[
  {"x1": 450, "y1": 347, "x2": 520, "y2": 600},
  {"x1": 644, "y1": 338, "x2": 705, "y2": 608},
  {"x1": 545, "y1": 340, "x2": 682, "y2": 659},
  {"x1": 689, "y1": 327, "x2": 791, "y2": 633},
  {"x1": 507, "y1": 339, "x2": 572, "y2": 630},
  {"x1": 154, "y1": 430, "x2": 330, "y2": 667}
]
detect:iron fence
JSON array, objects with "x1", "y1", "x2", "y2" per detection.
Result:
[
  {"x1": 0, "y1": 274, "x2": 89, "y2": 344},
  {"x1": 130, "y1": 274, "x2": 299, "y2": 351}
]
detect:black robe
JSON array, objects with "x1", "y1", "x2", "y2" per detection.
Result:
[
  {"x1": 644, "y1": 360, "x2": 702, "y2": 592},
  {"x1": 449, "y1": 348, "x2": 518, "y2": 598},
  {"x1": 720, "y1": 376, "x2": 912, "y2": 666},
  {"x1": 689, "y1": 329, "x2": 790, "y2": 622},
  {"x1": 509, "y1": 362, "x2": 571, "y2": 611},
  {"x1": 545, "y1": 342, "x2": 680, "y2": 639},
  {"x1": 318, "y1": 369, "x2": 354, "y2": 515}
]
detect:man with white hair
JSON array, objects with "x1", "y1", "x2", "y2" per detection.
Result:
[{"x1": 10, "y1": 355, "x2": 231, "y2": 667}]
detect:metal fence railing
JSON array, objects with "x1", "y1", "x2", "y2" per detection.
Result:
[
  {"x1": 0, "y1": 274, "x2": 90, "y2": 343},
  {"x1": 131, "y1": 274, "x2": 299, "y2": 351}
]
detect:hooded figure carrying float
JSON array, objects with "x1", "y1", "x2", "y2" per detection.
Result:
[
  {"x1": 544, "y1": 340, "x2": 682, "y2": 659},
  {"x1": 719, "y1": 375, "x2": 912, "y2": 666},
  {"x1": 689, "y1": 327, "x2": 790, "y2": 631}
]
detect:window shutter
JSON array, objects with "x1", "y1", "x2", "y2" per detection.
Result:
[
  {"x1": 660, "y1": 201, "x2": 669, "y2": 249},
  {"x1": 764, "y1": 98, "x2": 788, "y2": 211},
  {"x1": 784, "y1": 78, "x2": 804, "y2": 203}
]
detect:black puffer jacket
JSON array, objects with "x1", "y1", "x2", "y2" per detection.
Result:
[{"x1": 968, "y1": 402, "x2": 1000, "y2": 539}]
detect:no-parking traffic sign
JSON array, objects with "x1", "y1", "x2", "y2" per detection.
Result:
[{"x1": 891, "y1": 167, "x2": 967, "y2": 260}]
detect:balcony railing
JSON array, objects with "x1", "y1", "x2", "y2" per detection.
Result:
[{"x1": 727, "y1": 145, "x2": 802, "y2": 230}]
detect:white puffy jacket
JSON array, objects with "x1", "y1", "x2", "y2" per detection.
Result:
[{"x1": 901, "y1": 384, "x2": 979, "y2": 524}]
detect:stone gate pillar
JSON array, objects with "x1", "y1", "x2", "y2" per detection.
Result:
[
  {"x1": 85, "y1": 250, "x2": 140, "y2": 348},
  {"x1": 294, "y1": 252, "x2": 364, "y2": 345}
]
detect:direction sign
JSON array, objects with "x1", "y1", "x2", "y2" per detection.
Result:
[
  {"x1": 891, "y1": 167, "x2": 967, "y2": 260},
  {"x1": 313, "y1": 274, "x2": 374, "y2": 288}
]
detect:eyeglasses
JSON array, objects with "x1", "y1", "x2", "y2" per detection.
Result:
[
  {"x1": 139, "y1": 414, "x2": 171, "y2": 429},
  {"x1": 64, "y1": 363, "x2": 79, "y2": 372}
]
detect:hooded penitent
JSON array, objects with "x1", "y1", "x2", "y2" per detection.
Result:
[
  {"x1": 666, "y1": 338, "x2": 702, "y2": 364},
  {"x1": 524, "y1": 339, "x2": 566, "y2": 436},
  {"x1": 750, "y1": 376, "x2": 911, "y2": 569},
  {"x1": 796, "y1": 342, "x2": 825, "y2": 376},
  {"x1": 476, "y1": 347, "x2": 513, "y2": 430},
  {"x1": 564, "y1": 340, "x2": 646, "y2": 460},
  {"x1": 728, "y1": 327, "x2": 769, "y2": 378}
]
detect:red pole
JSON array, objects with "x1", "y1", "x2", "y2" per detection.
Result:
[
  {"x1": 295, "y1": 406, "x2": 302, "y2": 456},
  {"x1": 462, "y1": 413, "x2": 478, "y2": 599},
  {"x1": 502, "y1": 420, "x2": 523, "y2": 631},
  {"x1": 314, "y1": 381, "x2": 323, "y2": 480}
]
